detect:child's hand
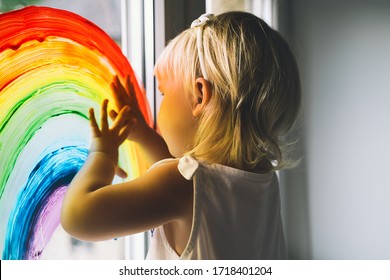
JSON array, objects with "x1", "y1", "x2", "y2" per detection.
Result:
[
  {"x1": 89, "y1": 99, "x2": 133, "y2": 177},
  {"x1": 110, "y1": 75, "x2": 149, "y2": 143}
]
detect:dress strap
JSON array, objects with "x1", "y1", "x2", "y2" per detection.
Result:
[{"x1": 178, "y1": 155, "x2": 199, "y2": 180}]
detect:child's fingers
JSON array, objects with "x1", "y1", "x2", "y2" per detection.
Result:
[
  {"x1": 89, "y1": 108, "x2": 101, "y2": 136},
  {"x1": 111, "y1": 76, "x2": 125, "y2": 103},
  {"x1": 125, "y1": 75, "x2": 135, "y2": 97},
  {"x1": 115, "y1": 166, "x2": 128, "y2": 178},
  {"x1": 111, "y1": 105, "x2": 131, "y2": 133},
  {"x1": 110, "y1": 107, "x2": 134, "y2": 122},
  {"x1": 100, "y1": 99, "x2": 109, "y2": 131},
  {"x1": 111, "y1": 76, "x2": 131, "y2": 109},
  {"x1": 126, "y1": 78, "x2": 137, "y2": 107},
  {"x1": 118, "y1": 119, "x2": 135, "y2": 144},
  {"x1": 109, "y1": 109, "x2": 118, "y2": 121}
]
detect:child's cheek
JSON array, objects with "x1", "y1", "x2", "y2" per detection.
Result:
[{"x1": 158, "y1": 102, "x2": 196, "y2": 157}]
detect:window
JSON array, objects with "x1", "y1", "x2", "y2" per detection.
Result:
[
  {"x1": 1, "y1": 0, "x2": 277, "y2": 260},
  {"x1": 206, "y1": 0, "x2": 278, "y2": 28},
  {"x1": 0, "y1": 0, "x2": 124, "y2": 260},
  {"x1": 120, "y1": 0, "x2": 166, "y2": 259},
  {"x1": 0, "y1": 0, "x2": 143, "y2": 260}
]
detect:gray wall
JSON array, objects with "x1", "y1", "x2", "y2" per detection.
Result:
[
  {"x1": 279, "y1": 0, "x2": 390, "y2": 259},
  {"x1": 164, "y1": 0, "x2": 205, "y2": 42}
]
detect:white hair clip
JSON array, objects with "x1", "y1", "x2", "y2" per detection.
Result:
[
  {"x1": 191, "y1": 13, "x2": 214, "y2": 80},
  {"x1": 191, "y1": 13, "x2": 214, "y2": 28}
]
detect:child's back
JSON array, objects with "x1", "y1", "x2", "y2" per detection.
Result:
[{"x1": 146, "y1": 156, "x2": 287, "y2": 259}]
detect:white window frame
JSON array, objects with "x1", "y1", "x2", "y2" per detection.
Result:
[{"x1": 120, "y1": 0, "x2": 166, "y2": 259}]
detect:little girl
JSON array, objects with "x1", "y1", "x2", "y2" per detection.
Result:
[{"x1": 61, "y1": 11, "x2": 301, "y2": 260}]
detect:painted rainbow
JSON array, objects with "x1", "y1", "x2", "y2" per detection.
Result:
[{"x1": 0, "y1": 6, "x2": 152, "y2": 259}]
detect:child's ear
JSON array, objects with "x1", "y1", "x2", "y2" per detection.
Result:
[{"x1": 192, "y1": 77, "x2": 212, "y2": 117}]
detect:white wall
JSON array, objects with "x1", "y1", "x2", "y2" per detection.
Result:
[{"x1": 279, "y1": 0, "x2": 390, "y2": 259}]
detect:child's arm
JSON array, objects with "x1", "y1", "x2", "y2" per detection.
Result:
[
  {"x1": 110, "y1": 76, "x2": 171, "y2": 165},
  {"x1": 60, "y1": 99, "x2": 192, "y2": 241}
]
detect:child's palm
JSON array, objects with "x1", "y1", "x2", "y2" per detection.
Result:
[
  {"x1": 89, "y1": 99, "x2": 133, "y2": 177},
  {"x1": 110, "y1": 76, "x2": 147, "y2": 142}
]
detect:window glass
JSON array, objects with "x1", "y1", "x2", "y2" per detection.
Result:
[
  {"x1": 0, "y1": 0, "x2": 125, "y2": 260},
  {"x1": 1, "y1": 0, "x2": 121, "y2": 43},
  {"x1": 206, "y1": 0, "x2": 277, "y2": 28}
]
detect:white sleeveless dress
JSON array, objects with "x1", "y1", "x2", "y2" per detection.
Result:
[{"x1": 146, "y1": 156, "x2": 287, "y2": 260}]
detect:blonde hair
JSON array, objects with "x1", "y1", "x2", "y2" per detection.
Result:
[{"x1": 155, "y1": 11, "x2": 301, "y2": 171}]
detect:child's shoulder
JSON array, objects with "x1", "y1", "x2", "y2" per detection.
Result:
[
  {"x1": 145, "y1": 157, "x2": 193, "y2": 193},
  {"x1": 148, "y1": 157, "x2": 180, "y2": 171},
  {"x1": 135, "y1": 158, "x2": 193, "y2": 219},
  {"x1": 149, "y1": 155, "x2": 199, "y2": 181}
]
